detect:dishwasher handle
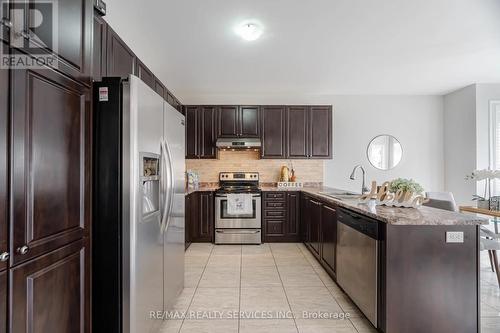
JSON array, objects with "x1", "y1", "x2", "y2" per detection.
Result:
[{"x1": 338, "y1": 208, "x2": 379, "y2": 240}]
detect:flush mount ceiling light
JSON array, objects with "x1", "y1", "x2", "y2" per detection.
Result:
[{"x1": 235, "y1": 21, "x2": 263, "y2": 41}]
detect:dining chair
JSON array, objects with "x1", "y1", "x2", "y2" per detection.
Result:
[
  {"x1": 480, "y1": 228, "x2": 500, "y2": 287},
  {"x1": 424, "y1": 192, "x2": 458, "y2": 211}
]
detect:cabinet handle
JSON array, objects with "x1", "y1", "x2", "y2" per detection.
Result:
[
  {"x1": 17, "y1": 245, "x2": 29, "y2": 255},
  {"x1": 0, "y1": 18, "x2": 12, "y2": 29},
  {"x1": 0, "y1": 252, "x2": 9, "y2": 262}
]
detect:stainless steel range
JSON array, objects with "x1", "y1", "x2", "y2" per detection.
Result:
[{"x1": 215, "y1": 172, "x2": 262, "y2": 244}]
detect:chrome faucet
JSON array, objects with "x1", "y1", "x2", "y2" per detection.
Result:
[{"x1": 350, "y1": 165, "x2": 370, "y2": 194}]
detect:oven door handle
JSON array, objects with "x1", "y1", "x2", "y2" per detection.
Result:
[{"x1": 215, "y1": 230, "x2": 261, "y2": 234}]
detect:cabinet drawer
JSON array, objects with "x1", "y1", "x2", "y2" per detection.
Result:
[
  {"x1": 264, "y1": 192, "x2": 285, "y2": 201},
  {"x1": 264, "y1": 210, "x2": 286, "y2": 218},
  {"x1": 266, "y1": 220, "x2": 285, "y2": 235},
  {"x1": 265, "y1": 201, "x2": 286, "y2": 209}
]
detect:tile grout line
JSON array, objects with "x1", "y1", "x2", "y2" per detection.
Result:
[
  {"x1": 270, "y1": 244, "x2": 300, "y2": 333},
  {"x1": 177, "y1": 244, "x2": 215, "y2": 333},
  {"x1": 297, "y1": 244, "x2": 361, "y2": 333},
  {"x1": 238, "y1": 245, "x2": 242, "y2": 333}
]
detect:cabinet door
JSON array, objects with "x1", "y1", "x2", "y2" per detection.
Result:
[
  {"x1": 137, "y1": 60, "x2": 155, "y2": 90},
  {"x1": 217, "y1": 106, "x2": 239, "y2": 138},
  {"x1": 11, "y1": 67, "x2": 91, "y2": 266},
  {"x1": 0, "y1": 62, "x2": 7, "y2": 272},
  {"x1": 287, "y1": 106, "x2": 309, "y2": 158},
  {"x1": 185, "y1": 106, "x2": 199, "y2": 159},
  {"x1": 308, "y1": 199, "x2": 321, "y2": 258},
  {"x1": 286, "y1": 192, "x2": 301, "y2": 241},
  {"x1": 185, "y1": 194, "x2": 192, "y2": 250},
  {"x1": 239, "y1": 106, "x2": 260, "y2": 138},
  {"x1": 10, "y1": 239, "x2": 89, "y2": 333},
  {"x1": 309, "y1": 106, "x2": 332, "y2": 158},
  {"x1": 199, "y1": 106, "x2": 217, "y2": 159},
  {"x1": 0, "y1": 270, "x2": 5, "y2": 333},
  {"x1": 154, "y1": 79, "x2": 165, "y2": 98},
  {"x1": 301, "y1": 195, "x2": 310, "y2": 244},
  {"x1": 320, "y1": 204, "x2": 336, "y2": 275},
  {"x1": 193, "y1": 192, "x2": 214, "y2": 242},
  {"x1": 23, "y1": 0, "x2": 92, "y2": 83},
  {"x1": 106, "y1": 26, "x2": 136, "y2": 79},
  {"x1": 92, "y1": 14, "x2": 107, "y2": 80},
  {"x1": 261, "y1": 106, "x2": 286, "y2": 158}
]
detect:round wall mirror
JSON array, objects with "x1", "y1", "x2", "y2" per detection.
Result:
[{"x1": 367, "y1": 135, "x2": 403, "y2": 170}]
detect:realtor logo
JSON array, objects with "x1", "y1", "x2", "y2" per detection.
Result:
[{"x1": 1, "y1": 0, "x2": 58, "y2": 69}]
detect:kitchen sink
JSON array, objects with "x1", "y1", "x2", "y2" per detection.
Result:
[{"x1": 318, "y1": 191, "x2": 361, "y2": 200}]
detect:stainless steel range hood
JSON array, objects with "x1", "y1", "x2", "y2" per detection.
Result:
[{"x1": 216, "y1": 138, "x2": 261, "y2": 149}]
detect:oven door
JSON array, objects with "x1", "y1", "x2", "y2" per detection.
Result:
[{"x1": 215, "y1": 194, "x2": 261, "y2": 229}]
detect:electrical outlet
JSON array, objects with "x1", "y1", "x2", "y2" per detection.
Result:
[{"x1": 446, "y1": 231, "x2": 464, "y2": 243}]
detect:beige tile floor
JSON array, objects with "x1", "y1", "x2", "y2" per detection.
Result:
[{"x1": 161, "y1": 243, "x2": 500, "y2": 333}]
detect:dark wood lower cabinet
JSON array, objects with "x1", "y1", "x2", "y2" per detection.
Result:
[
  {"x1": 10, "y1": 239, "x2": 89, "y2": 333},
  {"x1": 263, "y1": 192, "x2": 300, "y2": 242},
  {"x1": 320, "y1": 204, "x2": 336, "y2": 275},
  {"x1": 308, "y1": 199, "x2": 322, "y2": 258},
  {"x1": 186, "y1": 192, "x2": 214, "y2": 243},
  {"x1": 0, "y1": 270, "x2": 6, "y2": 333}
]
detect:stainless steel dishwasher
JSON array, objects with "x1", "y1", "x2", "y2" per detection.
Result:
[{"x1": 336, "y1": 208, "x2": 379, "y2": 327}]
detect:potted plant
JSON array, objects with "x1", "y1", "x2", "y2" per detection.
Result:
[
  {"x1": 389, "y1": 178, "x2": 424, "y2": 203},
  {"x1": 465, "y1": 169, "x2": 500, "y2": 209}
]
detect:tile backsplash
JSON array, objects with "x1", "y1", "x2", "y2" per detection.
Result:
[{"x1": 186, "y1": 150, "x2": 324, "y2": 183}]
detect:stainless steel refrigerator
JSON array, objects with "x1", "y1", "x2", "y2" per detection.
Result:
[{"x1": 92, "y1": 75, "x2": 185, "y2": 333}]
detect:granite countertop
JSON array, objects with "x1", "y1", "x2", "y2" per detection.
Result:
[{"x1": 186, "y1": 185, "x2": 487, "y2": 225}]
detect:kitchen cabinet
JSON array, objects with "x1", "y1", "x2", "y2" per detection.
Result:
[
  {"x1": 187, "y1": 192, "x2": 214, "y2": 243},
  {"x1": 0, "y1": 63, "x2": 7, "y2": 273},
  {"x1": 10, "y1": 239, "x2": 90, "y2": 333},
  {"x1": 217, "y1": 106, "x2": 239, "y2": 137},
  {"x1": 261, "y1": 106, "x2": 287, "y2": 158},
  {"x1": 10, "y1": 67, "x2": 91, "y2": 266},
  {"x1": 286, "y1": 106, "x2": 309, "y2": 158},
  {"x1": 106, "y1": 25, "x2": 137, "y2": 79},
  {"x1": 92, "y1": 13, "x2": 107, "y2": 80},
  {"x1": 17, "y1": 0, "x2": 93, "y2": 84},
  {"x1": 137, "y1": 59, "x2": 155, "y2": 90},
  {"x1": 185, "y1": 194, "x2": 193, "y2": 250},
  {"x1": 308, "y1": 198, "x2": 322, "y2": 258},
  {"x1": 185, "y1": 106, "x2": 217, "y2": 159},
  {"x1": 0, "y1": 270, "x2": 5, "y2": 333},
  {"x1": 263, "y1": 192, "x2": 300, "y2": 242},
  {"x1": 309, "y1": 106, "x2": 332, "y2": 158},
  {"x1": 217, "y1": 106, "x2": 260, "y2": 138},
  {"x1": 320, "y1": 204, "x2": 337, "y2": 275}
]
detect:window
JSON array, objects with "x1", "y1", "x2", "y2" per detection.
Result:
[{"x1": 489, "y1": 101, "x2": 500, "y2": 195}]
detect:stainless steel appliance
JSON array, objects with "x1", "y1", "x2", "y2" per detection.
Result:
[
  {"x1": 93, "y1": 75, "x2": 185, "y2": 333},
  {"x1": 215, "y1": 172, "x2": 262, "y2": 244},
  {"x1": 336, "y1": 208, "x2": 379, "y2": 327},
  {"x1": 216, "y1": 137, "x2": 261, "y2": 149}
]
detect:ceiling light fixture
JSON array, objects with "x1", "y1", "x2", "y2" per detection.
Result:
[{"x1": 235, "y1": 21, "x2": 263, "y2": 41}]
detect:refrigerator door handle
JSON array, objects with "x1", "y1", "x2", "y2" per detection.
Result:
[{"x1": 161, "y1": 140, "x2": 174, "y2": 233}]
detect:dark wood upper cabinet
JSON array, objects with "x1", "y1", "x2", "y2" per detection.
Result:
[
  {"x1": 92, "y1": 13, "x2": 107, "y2": 80},
  {"x1": 10, "y1": 67, "x2": 91, "y2": 266},
  {"x1": 309, "y1": 106, "x2": 332, "y2": 158},
  {"x1": 10, "y1": 239, "x2": 89, "y2": 333},
  {"x1": 185, "y1": 106, "x2": 198, "y2": 159},
  {"x1": 261, "y1": 106, "x2": 286, "y2": 158},
  {"x1": 137, "y1": 60, "x2": 155, "y2": 90},
  {"x1": 320, "y1": 204, "x2": 336, "y2": 275},
  {"x1": 239, "y1": 106, "x2": 260, "y2": 137},
  {"x1": 23, "y1": 0, "x2": 92, "y2": 84},
  {"x1": 0, "y1": 270, "x2": 5, "y2": 333},
  {"x1": 106, "y1": 25, "x2": 136, "y2": 79},
  {"x1": 217, "y1": 106, "x2": 239, "y2": 138},
  {"x1": 154, "y1": 78, "x2": 165, "y2": 98},
  {"x1": 286, "y1": 106, "x2": 309, "y2": 158},
  {"x1": 0, "y1": 63, "x2": 7, "y2": 272},
  {"x1": 199, "y1": 106, "x2": 217, "y2": 159}
]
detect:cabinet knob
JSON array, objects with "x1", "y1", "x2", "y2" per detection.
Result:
[
  {"x1": 17, "y1": 245, "x2": 29, "y2": 255},
  {"x1": 0, "y1": 252, "x2": 9, "y2": 262}
]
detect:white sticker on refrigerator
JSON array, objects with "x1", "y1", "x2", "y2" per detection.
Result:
[{"x1": 99, "y1": 87, "x2": 109, "y2": 101}]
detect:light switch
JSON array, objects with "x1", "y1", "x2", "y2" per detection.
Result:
[{"x1": 446, "y1": 231, "x2": 464, "y2": 243}]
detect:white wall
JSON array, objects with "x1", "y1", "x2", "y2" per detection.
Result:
[
  {"x1": 443, "y1": 85, "x2": 477, "y2": 205},
  {"x1": 324, "y1": 96, "x2": 444, "y2": 193},
  {"x1": 185, "y1": 94, "x2": 445, "y2": 194}
]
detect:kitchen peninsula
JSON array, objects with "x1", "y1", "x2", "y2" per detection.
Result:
[{"x1": 186, "y1": 185, "x2": 486, "y2": 333}]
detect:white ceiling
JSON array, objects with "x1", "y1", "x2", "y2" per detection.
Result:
[{"x1": 104, "y1": 0, "x2": 500, "y2": 102}]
